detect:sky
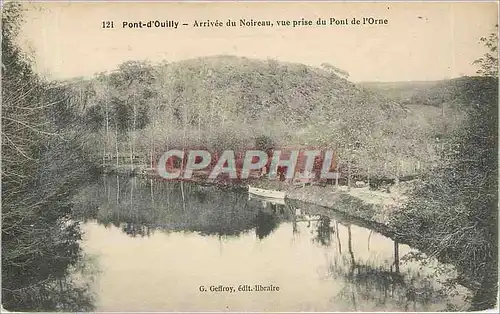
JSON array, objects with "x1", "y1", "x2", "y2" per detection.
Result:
[{"x1": 17, "y1": 1, "x2": 499, "y2": 82}]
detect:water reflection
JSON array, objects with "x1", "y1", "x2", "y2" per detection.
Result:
[
  {"x1": 2, "y1": 233, "x2": 97, "y2": 312},
  {"x1": 73, "y1": 176, "x2": 467, "y2": 311},
  {"x1": 313, "y1": 216, "x2": 333, "y2": 247},
  {"x1": 254, "y1": 210, "x2": 279, "y2": 240},
  {"x1": 2, "y1": 189, "x2": 98, "y2": 313}
]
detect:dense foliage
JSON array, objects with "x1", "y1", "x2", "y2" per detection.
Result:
[
  {"x1": 389, "y1": 76, "x2": 498, "y2": 311},
  {"x1": 473, "y1": 24, "x2": 498, "y2": 77},
  {"x1": 1, "y1": 3, "x2": 98, "y2": 311},
  {"x1": 67, "y1": 55, "x2": 454, "y2": 184},
  {"x1": 2, "y1": 2, "x2": 497, "y2": 311},
  {"x1": 386, "y1": 28, "x2": 498, "y2": 311},
  {"x1": 361, "y1": 77, "x2": 496, "y2": 108}
]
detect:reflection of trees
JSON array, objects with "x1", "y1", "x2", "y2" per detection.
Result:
[
  {"x1": 3, "y1": 185, "x2": 98, "y2": 311},
  {"x1": 122, "y1": 222, "x2": 152, "y2": 237},
  {"x1": 313, "y1": 216, "x2": 333, "y2": 247},
  {"x1": 2, "y1": 243, "x2": 97, "y2": 312},
  {"x1": 3, "y1": 277, "x2": 95, "y2": 312},
  {"x1": 287, "y1": 199, "x2": 447, "y2": 310},
  {"x1": 73, "y1": 176, "x2": 289, "y2": 238},
  {"x1": 328, "y1": 226, "x2": 452, "y2": 311},
  {"x1": 254, "y1": 210, "x2": 279, "y2": 240},
  {"x1": 72, "y1": 177, "x2": 468, "y2": 311}
]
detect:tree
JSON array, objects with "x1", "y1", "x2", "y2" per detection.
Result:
[
  {"x1": 321, "y1": 62, "x2": 350, "y2": 79},
  {"x1": 2, "y1": 3, "x2": 96, "y2": 310},
  {"x1": 473, "y1": 25, "x2": 498, "y2": 77},
  {"x1": 390, "y1": 76, "x2": 498, "y2": 311}
]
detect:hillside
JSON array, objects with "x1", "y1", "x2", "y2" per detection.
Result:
[
  {"x1": 157, "y1": 55, "x2": 407, "y2": 122},
  {"x1": 359, "y1": 77, "x2": 497, "y2": 108},
  {"x1": 64, "y1": 56, "x2": 458, "y2": 180},
  {"x1": 78, "y1": 57, "x2": 405, "y2": 133}
]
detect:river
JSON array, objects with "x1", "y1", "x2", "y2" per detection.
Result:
[{"x1": 69, "y1": 175, "x2": 468, "y2": 312}]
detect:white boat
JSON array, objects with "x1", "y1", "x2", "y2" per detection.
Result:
[
  {"x1": 248, "y1": 185, "x2": 286, "y2": 199},
  {"x1": 248, "y1": 193, "x2": 286, "y2": 205}
]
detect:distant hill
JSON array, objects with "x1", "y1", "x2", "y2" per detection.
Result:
[
  {"x1": 151, "y1": 55, "x2": 407, "y2": 126},
  {"x1": 359, "y1": 77, "x2": 497, "y2": 108},
  {"x1": 66, "y1": 55, "x2": 488, "y2": 179},
  {"x1": 68, "y1": 55, "x2": 409, "y2": 150}
]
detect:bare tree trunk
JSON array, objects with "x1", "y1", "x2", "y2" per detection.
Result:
[
  {"x1": 116, "y1": 174, "x2": 120, "y2": 204},
  {"x1": 335, "y1": 156, "x2": 339, "y2": 188},
  {"x1": 180, "y1": 172, "x2": 186, "y2": 210},
  {"x1": 129, "y1": 133, "x2": 133, "y2": 171},
  {"x1": 150, "y1": 120, "x2": 155, "y2": 169},
  {"x1": 367, "y1": 230, "x2": 373, "y2": 251},
  {"x1": 132, "y1": 102, "x2": 136, "y2": 165},
  {"x1": 150, "y1": 149, "x2": 153, "y2": 169},
  {"x1": 130, "y1": 176, "x2": 134, "y2": 206},
  {"x1": 115, "y1": 125, "x2": 119, "y2": 168},
  {"x1": 209, "y1": 99, "x2": 213, "y2": 126},
  {"x1": 150, "y1": 178, "x2": 154, "y2": 206},
  {"x1": 115, "y1": 123, "x2": 121, "y2": 207},
  {"x1": 347, "y1": 158, "x2": 351, "y2": 192},
  {"x1": 395, "y1": 157, "x2": 401, "y2": 189},
  {"x1": 102, "y1": 145, "x2": 106, "y2": 167},
  {"x1": 107, "y1": 175, "x2": 111, "y2": 202},
  {"x1": 103, "y1": 174, "x2": 107, "y2": 198},
  {"x1": 180, "y1": 103, "x2": 187, "y2": 211},
  {"x1": 347, "y1": 225, "x2": 355, "y2": 265},
  {"x1": 367, "y1": 168, "x2": 371, "y2": 187},
  {"x1": 335, "y1": 221, "x2": 342, "y2": 254},
  {"x1": 105, "y1": 100, "x2": 110, "y2": 143},
  {"x1": 105, "y1": 93, "x2": 109, "y2": 162},
  {"x1": 394, "y1": 240, "x2": 400, "y2": 273},
  {"x1": 198, "y1": 115, "x2": 201, "y2": 141}
]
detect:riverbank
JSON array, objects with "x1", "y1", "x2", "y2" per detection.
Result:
[
  {"x1": 284, "y1": 184, "x2": 409, "y2": 226},
  {"x1": 99, "y1": 167, "x2": 480, "y2": 307},
  {"x1": 103, "y1": 164, "x2": 410, "y2": 227},
  {"x1": 249, "y1": 177, "x2": 414, "y2": 228}
]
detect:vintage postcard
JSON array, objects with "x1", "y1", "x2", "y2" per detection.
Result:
[{"x1": 1, "y1": 0, "x2": 498, "y2": 312}]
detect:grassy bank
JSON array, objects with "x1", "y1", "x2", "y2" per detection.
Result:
[{"x1": 285, "y1": 184, "x2": 404, "y2": 226}]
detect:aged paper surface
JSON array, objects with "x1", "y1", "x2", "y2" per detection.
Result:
[{"x1": 1, "y1": 1, "x2": 498, "y2": 312}]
